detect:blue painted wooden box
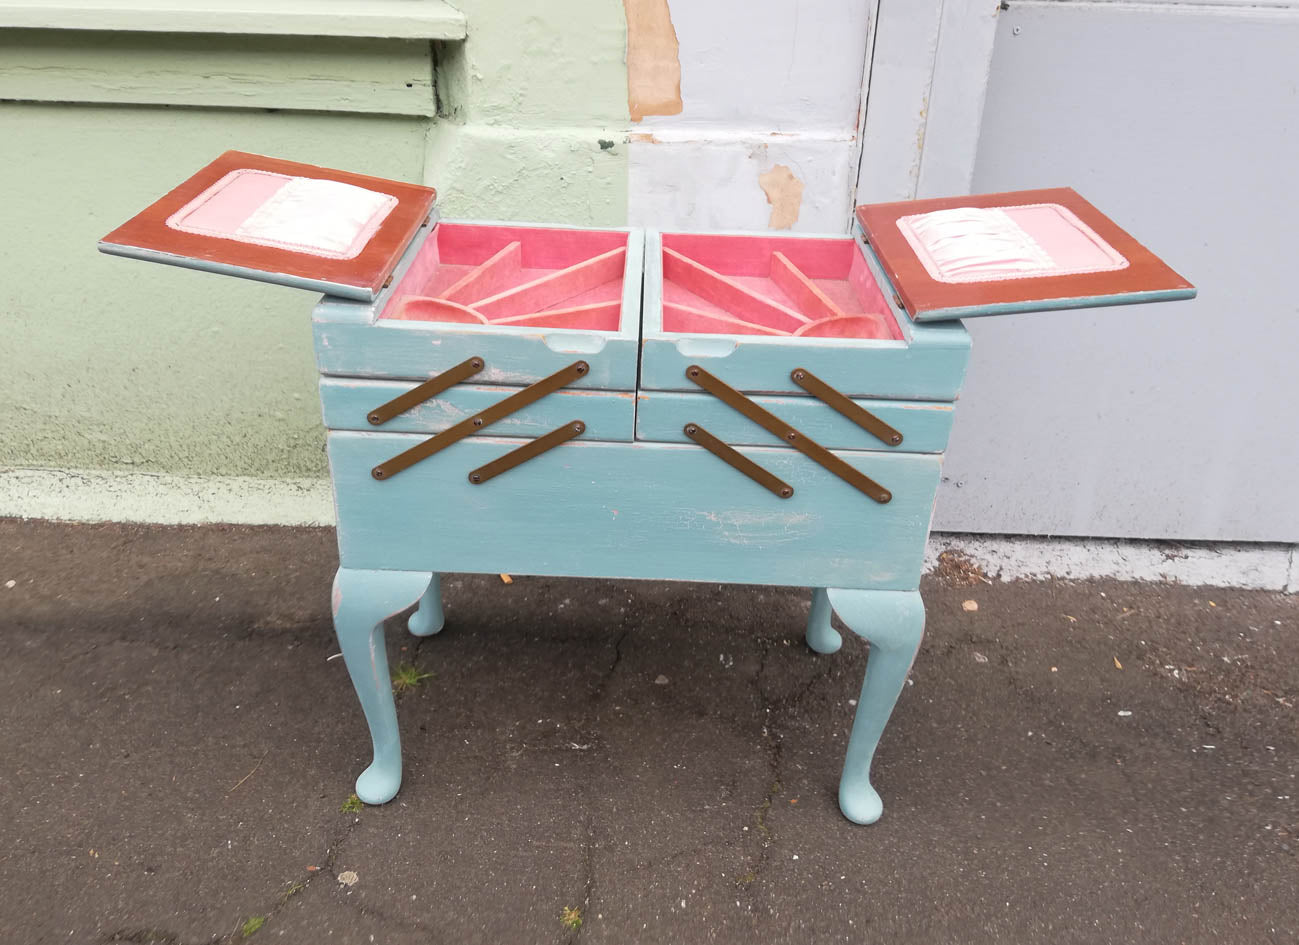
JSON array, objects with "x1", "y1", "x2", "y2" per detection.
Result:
[{"x1": 99, "y1": 152, "x2": 1195, "y2": 825}]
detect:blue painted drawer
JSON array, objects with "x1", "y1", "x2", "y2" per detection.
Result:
[
  {"x1": 312, "y1": 222, "x2": 645, "y2": 390},
  {"x1": 320, "y1": 377, "x2": 636, "y2": 440},
  {"x1": 639, "y1": 230, "x2": 972, "y2": 401},
  {"x1": 635, "y1": 391, "x2": 953, "y2": 453},
  {"x1": 327, "y1": 432, "x2": 942, "y2": 590}
]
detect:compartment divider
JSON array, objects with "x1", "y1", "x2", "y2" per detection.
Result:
[
  {"x1": 662, "y1": 301, "x2": 787, "y2": 336},
  {"x1": 769, "y1": 251, "x2": 847, "y2": 322},
  {"x1": 439, "y1": 241, "x2": 522, "y2": 304},
  {"x1": 662, "y1": 247, "x2": 810, "y2": 330},
  {"x1": 473, "y1": 246, "x2": 627, "y2": 319},
  {"x1": 492, "y1": 300, "x2": 623, "y2": 329}
]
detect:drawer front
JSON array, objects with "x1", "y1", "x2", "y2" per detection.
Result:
[
  {"x1": 321, "y1": 378, "x2": 636, "y2": 440},
  {"x1": 635, "y1": 391, "x2": 952, "y2": 453},
  {"x1": 637, "y1": 330, "x2": 971, "y2": 401},
  {"x1": 312, "y1": 319, "x2": 639, "y2": 390},
  {"x1": 329, "y1": 432, "x2": 941, "y2": 590}
]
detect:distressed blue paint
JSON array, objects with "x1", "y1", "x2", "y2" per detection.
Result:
[
  {"x1": 639, "y1": 232, "x2": 972, "y2": 400},
  {"x1": 331, "y1": 567, "x2": 433, "y2": 804},
  {"x1": 328, "y1": 432, "x2": 941, "y2": 590},
  {"x1": 636, "y1": 391, "x2": 953, "y2": 453},
  {"x1": 407, "y1": 574, "x2": 445, "y2": 637},
  {"x1": 320, "y1": 377, "x2": 637, "y2": 439},
  {"x1": 805, "y1": 587, "x2": 842, "y2": 654},
  {"x1": 98, "y1": 240, "x2": 389, "y2": 302},
  {"x1": 828, "y1": 588, "x2": 925, "y2": 824}
]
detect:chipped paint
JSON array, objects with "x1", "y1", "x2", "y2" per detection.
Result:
[
  {"x1": 623, "y1": 0, "x2": 683, "y2": 121},
  {"x1": 758, "y1": 164, "x2": 804, "y2": 230}
]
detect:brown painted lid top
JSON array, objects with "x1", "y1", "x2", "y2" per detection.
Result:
[
  {"x1": 99, "y1": 150, "x2": 436, "y2": 302},
  {"x1": 854, "y1": 187, "x2": 1195, "y2": 322}
]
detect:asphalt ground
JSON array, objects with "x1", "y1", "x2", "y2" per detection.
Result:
[{"x1": 1, "y1": 518, "x2": 1295, "y2": 944}]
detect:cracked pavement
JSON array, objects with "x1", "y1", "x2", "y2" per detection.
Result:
[{"x1": 1, "y1": 518, "x2": 1296, "y2": 944}]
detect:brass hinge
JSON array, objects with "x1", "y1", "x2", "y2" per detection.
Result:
[
  {"x1": 685, "y1": 365, "x2": 891, "y2": 504},
  {"x1": 367, "y1": 356, "x2": 484, "y2": 426},
  {"x1": 684, "y1": 423, "x2": 793, "y2": 499},
  {"x1": 790, "y1": 367, "x2": 902, "y2": 447},
  {"x1": 372, "y1": 360, "x2": 589, "y2": 480},
  {"x1": 468, "y1": 420, "x2": 586, "y2": 485}
]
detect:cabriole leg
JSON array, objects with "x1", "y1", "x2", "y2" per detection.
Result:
[
  {"x1": 406, "y1": 574, "x2": 445, "y2": 637},
  {"x1": 332, "y1": 568, "x2": 433, "y2": 805},
  {"x1": 805, "y1": 587, "x2": 843, "y2": 654},
  {"x1": 827, "y1": 588, "x2": 925, "y2": 825}
]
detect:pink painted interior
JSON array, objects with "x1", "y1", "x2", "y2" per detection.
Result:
[
  {"x1": 1003, "y1": 205, "x2": 1127, "y2": 271},
  {"x1": 170, "y1": 169, "x2": 290, "y2": 233},
  {"x1": 659, "y1": 232, "x2": 901, "y2": 341},
  {"x1": 896, "y1": 203, "x2": 1129, "y2": 284},
  {"x1": 381, "y1": 222, "x2": 628, "y2": 332}
]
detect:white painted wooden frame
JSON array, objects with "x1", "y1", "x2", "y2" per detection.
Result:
[{"x1": 854, "y1": 0, "x2": 1001, "y2": 205}]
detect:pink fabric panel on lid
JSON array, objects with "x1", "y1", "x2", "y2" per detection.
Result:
[
  {"x1": 166, "y1": 169, "x2": 398, "y2": 260},
  {"x1": 896, "y1": 203, "x2": 1128, "y2": 284}
]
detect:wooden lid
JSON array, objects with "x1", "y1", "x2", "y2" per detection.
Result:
[
  {"x1": 99, "y1": 150, "x2": 436, "y2": 302},
  {"x1": 855, "y1": 187, "x2": 1195, "y2": 322}
]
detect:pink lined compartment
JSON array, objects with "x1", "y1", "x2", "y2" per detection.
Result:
[
  {"x1": 658, "y1": 232, "x2": 901, "y2": 341},
  {"x1": 381, "y1": 223, "x2": 629, "y2": 332},
  {"x1": 896, "y1": 203, "x2": 1129, "y2": 284}
]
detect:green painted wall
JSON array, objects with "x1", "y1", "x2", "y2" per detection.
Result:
[
  {"x1": 425, "y1": 2, "x2": 630, "y2": 224},
  {"x1": 1, "y1": 104, "x2": 428, "y2": 478},
  {"x1": 0, "y1": 11, "x2": 631, "y2": 482}
]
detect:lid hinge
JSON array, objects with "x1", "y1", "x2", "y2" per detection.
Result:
[
  {"x1": 789, "y1": 367, "x2": 903, "y2": 447},
  {"x1": 468, "y1": 420, "x2": 586, "y2": 485},
  {"x1": 367, "y1": 356, "x2": 485, "y2": 426}
]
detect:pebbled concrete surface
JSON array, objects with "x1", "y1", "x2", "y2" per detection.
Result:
[{"x1": 0, "y1": 518, "x2": 1295, "y2": 945}]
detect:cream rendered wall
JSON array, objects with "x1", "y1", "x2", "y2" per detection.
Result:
[{"x1": 627, "y1": 0, "x2": 875, "y2": 233}]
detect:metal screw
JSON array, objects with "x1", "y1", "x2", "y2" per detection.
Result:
[
  {"x1": 575, "y1": 362, "x2": 588, "y2": 374},
  {"x1": 792, "y1": 370, "x2": 806, "y2": 382},
  {"x1": 472, "y1": 359, "x2": 483, "y2": 369},
  {"x1": 372, "y1": 468, "x2": 385, "y2": 479},
  {"x1": 574, "y1": 422, "x2": 585, "y2": 433},
  {"x1": 881, "y1": 492, "x2": 892, "y2": 503},
  {"x1": 685, "y1": 424, "x2": 698, "y2": 436},
  {"x1": 688, "y1": 367, "x2": 699, "y2": 378},
  {"x1": 368, "y1": 413, "x2": 381, "y2": 425},
  {"x1": 473, "y1": 418, "x2": 484, "y2": 427},
  {"x1": 470, "y1": 473, "x2": 481, "y2": 483},
  {"x1": 786, "y1": 431, "x2": 797, "y2": 441},
  {"x1": 891, "y1": 434, "x2": 902, "y2": 445},
  {"x1": 780, "y1": 487, "x2": 793, "y2": 498}
]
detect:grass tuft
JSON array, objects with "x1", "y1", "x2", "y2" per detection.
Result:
[
  {"x1": 240, "y1": 916, "x2": 266, "y2": 938},
  {"x1": 391, "y1": 662, "x2": 433, "y2": 694}
]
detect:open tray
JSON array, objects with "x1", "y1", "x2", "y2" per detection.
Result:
[
  {"x1": 311, "y1": 221, "x2": 644, "y2": 389},
  {"x1": 381, "y1": 222, "x2": 629, "y2": 332},
  {"x1": 639, "y1": 230, "x2": 973, "y2": 401}
]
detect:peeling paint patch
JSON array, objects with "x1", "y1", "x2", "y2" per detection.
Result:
[
  {"x1": 758, "y1": 164, "x2": 804, "y2": 230},
  {"x1": 623, "y1": 0, "x2": 683, "y2": 122}
]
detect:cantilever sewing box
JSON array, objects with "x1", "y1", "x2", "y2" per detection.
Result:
[{"x1": 100, "y1": 151, "x2": 1194, "y2": 824}]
